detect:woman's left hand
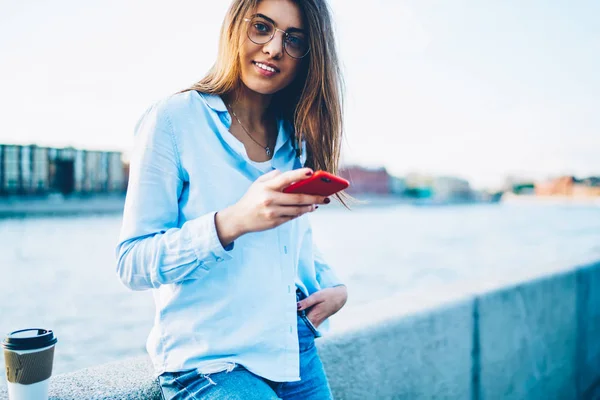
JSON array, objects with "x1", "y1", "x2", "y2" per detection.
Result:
[{"x1": 297, "y1": 285, "x2": 348, "y2": 328}]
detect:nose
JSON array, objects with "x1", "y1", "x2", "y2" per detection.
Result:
[{"x1": 262, "y1": 30, "x2": 285, "y2": 59}]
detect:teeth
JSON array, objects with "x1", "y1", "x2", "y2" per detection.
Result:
[{"x1": 255, "y1": 62, "x2": 276, "y2": 73}]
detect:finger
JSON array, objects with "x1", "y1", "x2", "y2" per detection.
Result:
[
  {"x1": 273, "y1": 192, "x2": 327, "y2": 206},
  {"x1": 256, "y1": 169, "x2": 281, "y2": 183},
  {"x1": 267, "y1": 168, "x2": 314, "y2": 191},
  {"x1": 298, "y1": 291, "x2": 324, "y2": 311},
  {"x1": 272, "y1": 205, "x2": 316, "y2": 218}
]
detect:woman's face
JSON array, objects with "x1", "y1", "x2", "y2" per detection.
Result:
[{"x1": 238, "y1": 0, "x2": 306, "y2": 95}]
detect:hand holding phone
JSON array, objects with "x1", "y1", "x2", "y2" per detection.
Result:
[
  {"x1": 283, "y1": 170, "x2": 349, "y2": 197},
  {"x1": 216, "y1": 168, "x2": 328, "y2": 243}
]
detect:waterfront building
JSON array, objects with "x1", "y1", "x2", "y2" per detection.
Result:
[
  {"x1": 389, "y1": 175, "x2": 406, "y2": 195},
  {"x1": 339, "y1": 166, "x2": 391, "y2": 194},
  {"x1": 404, "y1": 172, "x2": 434, "y2": 198},
  {"x1": 431, "y1": 176, "x2": 474, "y2": 201},
  {"x1": 0, "y1": 144, "x2": 127, "y2": 197},
  {"x1": 535, "y1": 176, "x2": 600, "y2": 198}
]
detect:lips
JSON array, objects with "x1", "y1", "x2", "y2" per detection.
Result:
[{"x1": 253, "y1": 61, "x2": 280, "y2": 73}]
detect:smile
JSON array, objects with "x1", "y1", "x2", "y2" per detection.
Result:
[{"x1": 253, "y1": 61, "x2": 278, "y2": 73}]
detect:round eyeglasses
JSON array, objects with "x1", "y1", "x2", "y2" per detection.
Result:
[{"x1": 243, "y1": 17, "x2": 310, "y2": 59}]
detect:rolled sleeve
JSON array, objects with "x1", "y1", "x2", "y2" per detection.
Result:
[
  {"x1": 314, "y1": 242, "x2": 344, "y2": 289},
  {"x1": 115, "y1": 100, "x2": 235, "y2": 290},
  {"x1": 187, "y1": 211, "x2": 234, "y2": 269}
]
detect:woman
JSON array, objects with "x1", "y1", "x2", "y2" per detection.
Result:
[{"x1": 116, "y1": 0, "x2": 348, "y2": 398}]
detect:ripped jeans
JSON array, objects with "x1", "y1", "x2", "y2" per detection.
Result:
[{"x1": 158, "y1": 289, "x2": 333, "y2": 400}]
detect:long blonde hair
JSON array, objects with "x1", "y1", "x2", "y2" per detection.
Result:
[{"x1": 179, "y1": 0, "x2": 349, "y2": 205}]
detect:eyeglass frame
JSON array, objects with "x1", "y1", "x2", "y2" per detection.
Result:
[{"x1": 243, "y1": 16, "x2": 311, "y2": 59}]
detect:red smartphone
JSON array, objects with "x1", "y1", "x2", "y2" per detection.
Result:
[{"x1": 283, "y1": 170, "x2": 350, "y2": 197}]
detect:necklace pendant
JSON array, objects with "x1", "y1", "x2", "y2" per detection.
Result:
[{"x1": 266, "y1": 147, "x2": 271, "y2": 157}]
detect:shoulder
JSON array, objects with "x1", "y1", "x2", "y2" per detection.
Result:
[
  {"x1": 134, "y1": 90, "x2": 217, "y2": 133},
  {"x1": 149, "y1": 90, "x2": 200, "y2": 120}
]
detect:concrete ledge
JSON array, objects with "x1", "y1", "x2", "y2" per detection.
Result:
[
  {"x1": 2, "y1": 260, "x2": 599, "y2": 399},
  {"x1": 44, "y1": 357, "x2": 159, "y2": 400},
  {"x1": 576, "y1": 262, "x2": 600, "y2": 398},
  {"x1": 477, "y1": 270, "x2": 578, "y2": 399},
  {"x1": 319, "y1": 300, "x2": 473, "y2": 399}
]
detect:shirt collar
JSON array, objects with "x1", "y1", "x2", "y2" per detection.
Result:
[
  {"x1": 198, "y1": 91, "x2": 302, "y2": 167},
  {"x1": 200, "y1": 92, "x2": 293, "y2": 152},
  {"x1": 200, "y1": 92, "x2": 228, "y2": 113}
]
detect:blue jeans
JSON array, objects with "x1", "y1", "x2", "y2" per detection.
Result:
[{"x1": 158, "y1": 290, "x2": 333, "y2": 399}]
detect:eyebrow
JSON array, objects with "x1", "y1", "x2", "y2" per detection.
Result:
[{"x1": 253, "y1": 13, "x2": 307, "y2": 34}]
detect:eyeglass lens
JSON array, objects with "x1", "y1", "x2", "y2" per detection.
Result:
[{"x1": 247, "y1": 17, "x2": 309, "y2": 59}]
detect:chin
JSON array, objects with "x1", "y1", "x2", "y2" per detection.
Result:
[{"x1": 242, "y1": 79, "x2": 286, "y2": 96}]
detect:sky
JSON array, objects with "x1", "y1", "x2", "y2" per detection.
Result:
[{"x1": 1, "y1": 0, "x2": 599, "y2": 189}]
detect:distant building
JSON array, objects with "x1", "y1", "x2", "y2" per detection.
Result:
[
  {"x1": 389, "y1": 175, "x2": 406, "y2": 195},
  {"x1": 339, "y1": 166, "x2": 390, "y2": 195},
  {"x1": 535, "y1": 176, "x2": 600, "y2": 197},
  {"x1": 508, "y1": 181, "x2": 535, "y2": 195},
  {"x1": 0, "y1": 144, "x2": 127, "y2": 197},
  {"x1": 403, "y1": 172, "x2": 433, "y2": 198},
  {"x1": 431, "y1": 176, "x2": 473, "y2": 201},
  {"x1": 581, "y1": 176, "x2": 600, "y2": 187},
  {"x1": 503, "y1": 175, "x2": 536, "y2": 194}
]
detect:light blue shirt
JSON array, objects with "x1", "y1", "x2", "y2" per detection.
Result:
[{"x1": 115, "y1": 90, "x2": 344, "y2": 382}]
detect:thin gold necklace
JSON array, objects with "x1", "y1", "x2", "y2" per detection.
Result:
[{"x1": 228, "y1": 103, "x2": 272, "y2": 157}]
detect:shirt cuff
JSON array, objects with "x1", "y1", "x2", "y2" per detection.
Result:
[{"x1": 186, "y1": 211, "x2": 234, "y2": 269}]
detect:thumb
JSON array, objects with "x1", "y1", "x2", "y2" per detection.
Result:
[{"x1": 298, "y1": 292, "x2": 322, "y2": 311}]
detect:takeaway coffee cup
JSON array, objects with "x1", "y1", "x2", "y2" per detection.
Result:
[{"x1": 2, "y1": 329, "x2": 57, "y2": 400}]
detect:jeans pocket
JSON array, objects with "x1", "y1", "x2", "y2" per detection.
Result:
[
  {"x1": 300, "y1": 313, "x2": 322, "y2": 339},
  {"x1": 297, "y1": 289, "x2": 322, "y2": 339},
  {"x1": 160, "y1": 369, "x2": 217, "y2": 400}
]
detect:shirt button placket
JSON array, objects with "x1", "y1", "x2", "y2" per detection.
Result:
[
  {"x1": 278, "y1": 229, "x2": 293, "y2": 337},
  {"x1": 284, "y1": 245, "x2": 294, "y2": 334}
]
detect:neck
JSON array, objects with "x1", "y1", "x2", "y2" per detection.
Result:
[{"x1": 223, "y1": 84, "x2": 273, "y2": 129}]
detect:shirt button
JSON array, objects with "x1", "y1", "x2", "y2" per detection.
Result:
[
  {"x1": 216, "y1": 257, "x2": 223, "y2": 262},
  {"x1": 283, "y1": 246, "x2": 288, "y2": 254}
]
